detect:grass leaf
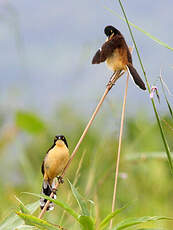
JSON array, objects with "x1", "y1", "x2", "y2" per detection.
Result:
[
  {"x1": 16, "y1": 111, "x2": 45, "y2": 134},
  {"x1": 15, "y1": 225, "x2": 38, "y2": 229},
  {"x1": 0, "y1": 201, "x2": 39, "y2": 230},
  {"x1": 125, "y1": 152, "x2": 173, "y2": 161},
  {"x1": 98, "y1": 204, "x2": 129, "y2": 230},
  {"x1": 16, "y1": 212, "x2": 57, "y2": 230},
  {"x1": 78, "y1": 215, "x2": 95, "y2": 230},
  {"x1": 68, "y1": 179, "x2": 90, "y2": 216},
  {"x1": 24, "y1": 192, "x2": 79, "y2": 221},
  {"x1": 116, "y1": 0, "x2": 173, "y2": 174},
  {"x1": 113, "y1": 216, "x2": 173, "y2": 230},
  {"x1": 104, "y1": 7, "x2": 173, "y2": 51},
  {"x1": 15, "y1": 196, "x2": 31, "y2": 215},
  {"x1": 136, "y1": 228, "x2": 164, "y2": 230},
  {"x1": 160, "y1": 77, "x2": 173, "y2": 119}
]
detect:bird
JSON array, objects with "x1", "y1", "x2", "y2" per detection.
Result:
[
  {"x1": 92, "y1": 25, "x2": 146, "y2": 90},
  {"x1": 40, "y1": 135, "x2": 69, "y2": 211}
]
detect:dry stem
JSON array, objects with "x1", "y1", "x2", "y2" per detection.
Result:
[
  {"x1": 109, "y1": 72, "x2": 129, "y2": 229},
  {"x1": 38, "y1": 70, "x2": 123, "y2": 219}
]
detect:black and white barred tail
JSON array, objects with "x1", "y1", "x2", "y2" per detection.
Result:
[{"x1": 40, "y1": 180, "x2": 56, "y2": 211}]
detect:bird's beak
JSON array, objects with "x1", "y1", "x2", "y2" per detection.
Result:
[{"x1": 56, "y1": 140, "x2": 64, "y2": 147}]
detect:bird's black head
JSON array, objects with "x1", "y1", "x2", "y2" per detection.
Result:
[
  {"x1": 54, "y1": 135, "x2": 68, "y2": 148},
  {"x1": 104, "y1": 25, "x2": 120, "y2": 38}
]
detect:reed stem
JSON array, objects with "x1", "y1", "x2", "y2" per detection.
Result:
[{"x1": 38, "y1": 71, "x2": 123, "y2": 219}]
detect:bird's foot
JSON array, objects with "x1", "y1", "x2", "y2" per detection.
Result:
[
  {"x1": 107, "y1": 72, "x2": 116, "y2": 87},
  {"x1": 52, "y1": 188, "x2": 57, "y2": 194},
  {"x1": 107, "y1": 80, "x2": 115, "y2": 87},
  {"x1": 57, "y1": 176, "x2": 64, "y2": 184}
]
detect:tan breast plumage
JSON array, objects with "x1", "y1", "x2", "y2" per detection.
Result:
[
  {"x1": 106, "y1": 48, "x2": 128, "y2": 71},
  {"x1": 44, "y1": 145, "x2": 69, "y2": 181}
]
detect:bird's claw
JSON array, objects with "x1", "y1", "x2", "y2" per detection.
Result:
[
  {"x1": 52, "y1": 188, "x2": 57, "y2": 194},
  {"x1": 107, "y1": 80, "x2": 115, "y2": 87},
  {"x1": 57, "y1": 176, "x2": 64, "y2": 184}
]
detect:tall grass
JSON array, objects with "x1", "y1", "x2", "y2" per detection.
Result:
[
  {"x1": 117, "y1": 0, "x2": 173, "y2": 173},
  {"x1": 0, "y1": 109, "x2": 173, "y2": 229},
  {"x1": 0, "y1": 1, "x2": 173, "y2": 230}
]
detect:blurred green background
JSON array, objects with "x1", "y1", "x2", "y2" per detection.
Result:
[
  {"x1": 0, "y1": 0, "x2": 173, "y2": 229},
  {"x1": 0, "y1": 106, "x2": 173, "y2": 229}
]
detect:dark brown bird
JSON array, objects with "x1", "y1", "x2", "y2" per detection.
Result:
[{"x1": 92, "y1": 25, "x2": 146, "y2": 90}]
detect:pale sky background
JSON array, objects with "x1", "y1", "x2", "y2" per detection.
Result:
[{"x1": 0, "y1": 0, "x2": 173, "y2": 119}]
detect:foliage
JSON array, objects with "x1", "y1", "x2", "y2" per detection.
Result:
[
  {"x1": 0, "y1": 1, "x2": 173, "y2": 229},
  {"x1": 116, "y1": 0, "x2": 173, "y2": 173},
  {"x1": 0, "y1": 108, "x2": 173, "y2": 229},
  {"x1": 2, "y1": 183, "x2": 172, "y2": 230},
  {"x1": 16, "y1": 111, "x2": 46, "y2": 135}
]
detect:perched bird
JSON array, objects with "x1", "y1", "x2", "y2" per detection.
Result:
[
  {"x1": 92, "y1": 25, "x2": 146, "y2": 90},
  {"x1": 40, "y1": 135, "x2": 69, "y2": 211}
]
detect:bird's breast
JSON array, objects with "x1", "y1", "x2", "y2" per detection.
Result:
[
  {"x1": 44, "y1": 146, "x2": 69, "y2": 180},
  {"x1": 106, "y1": 48, "x2": 127, "y2": 71}
]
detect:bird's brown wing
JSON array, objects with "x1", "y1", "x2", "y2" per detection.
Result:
[
  {"x1": 92, "y1": 35, "x2": 124, "y2": 64},
  {"x1": 127, "y1": 46, "x2": 132, "y2": 64}
]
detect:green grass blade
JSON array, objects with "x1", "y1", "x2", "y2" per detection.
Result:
[
  {"x1": 166, "y1": 101, "x2": 173, "y2": 118},
  {"x1": 15, "y1": 225, "x2": 37, "y2": 230},
  {"x1": 151, "y1": 99, "x2": 173, "y2": 171},
  {"x1": 78, "y1": 215, "x2": 95, "y2": 230},
  {"x1": 160, "y1": 77, "x2": 173, "y2": 119},
  {"x1": 0, "y1": 201, "x2": 39, "y2": 230},
  {"x1": 24, "y1": 192, "x2": 79, "y2": 221},
  {"x1": 0, "y1": 212, "x2": 23, "y2": 230},
  {"x1": 104, "y1": 7, "x2": 173, "y2": 51},
  {"x1": 16, "y1": 212, "x2": 57, "y2": 230},
  {"x1": 15, "y1": 196, "x2": 31, "y2": 215},
  {"x1": 98, "y1": 204, "x2": 129, "y2": 230},
  {"x1": 136, "y1": 228, "x2": 164, "y2": 230},
  {"x1": 117, "y1": 0, "x2": 173, "y2": 173},
  {"x1": 68, "y1": 179, "x2": 90, "y2": 216},
  {"x1": 125, "y1": 152, "x2": 173, "y2": 161},
  {"x1": 113, "y1": 216, "x2": 173, "y2": 230}
]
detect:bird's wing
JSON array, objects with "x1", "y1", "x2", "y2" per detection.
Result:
[
  {"x1": 41, "y1": 160, "x2": 45, "y2": 176},
  {"x1": 92, "y1": 35, "x2": 124, "y2": 64},
  {"x1": 127, "y1": 46, "x2": 132, "y2": 64},
  {"x1": 41, "y1": 143, "x2": 55, "y2": 176}
]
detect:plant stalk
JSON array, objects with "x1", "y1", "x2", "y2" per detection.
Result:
[
  {"x1": 109, "y1": 72, "x2": 129, "y2": 229},
  {"x1": 118, "y1": 0, "x2": 173, "y2": 173},
  {"x1": 38, "y1": 71, "x2": 123, "y2": 219}
]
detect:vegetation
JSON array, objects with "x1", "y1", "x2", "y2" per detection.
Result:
[
  {"x1": 0, "y1": 106, "x2": 173, "y2": 229},
  {"x1": 0, "y1": 0, "x2": 173, "y2": 229}
]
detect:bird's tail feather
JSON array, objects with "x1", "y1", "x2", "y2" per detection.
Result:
[
  {"x1": 127, "y1": 63, "x2": 146, "y2": 90},
  {"x1": 40, "y1": 180, "x2": 56, "y2": 211}
]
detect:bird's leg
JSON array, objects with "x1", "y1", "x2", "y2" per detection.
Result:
[
  {"x1": 107, "y1": 72, "x2": 116, "y2": 87},
  {"x1": 107, "y1": 70, "x2": 124, "y2": 88},
  {"x1": 51, "y1": 178, "x2": 57, "y2": 195},
  {"x1": 57, "y1": 176, "x2": 64, "y2": 184},
  {"x1": 52, "y1": 188, "x2": 57, "y2": 194}
]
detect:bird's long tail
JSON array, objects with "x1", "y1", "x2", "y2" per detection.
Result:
[
  {"x1": 40, "y1": 179, "x2": 56, "y2": 211},
  {"x1": 127, "y1": 63, "x2": 146, "y2": 90}
]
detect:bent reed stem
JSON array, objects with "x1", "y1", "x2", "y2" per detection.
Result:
[
  {"x1": 109, "y1": 72, "x2": 129, "y2": 229},
  {"x1": 38, "y1": 70, "x2": 123, "y2": 219}
]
